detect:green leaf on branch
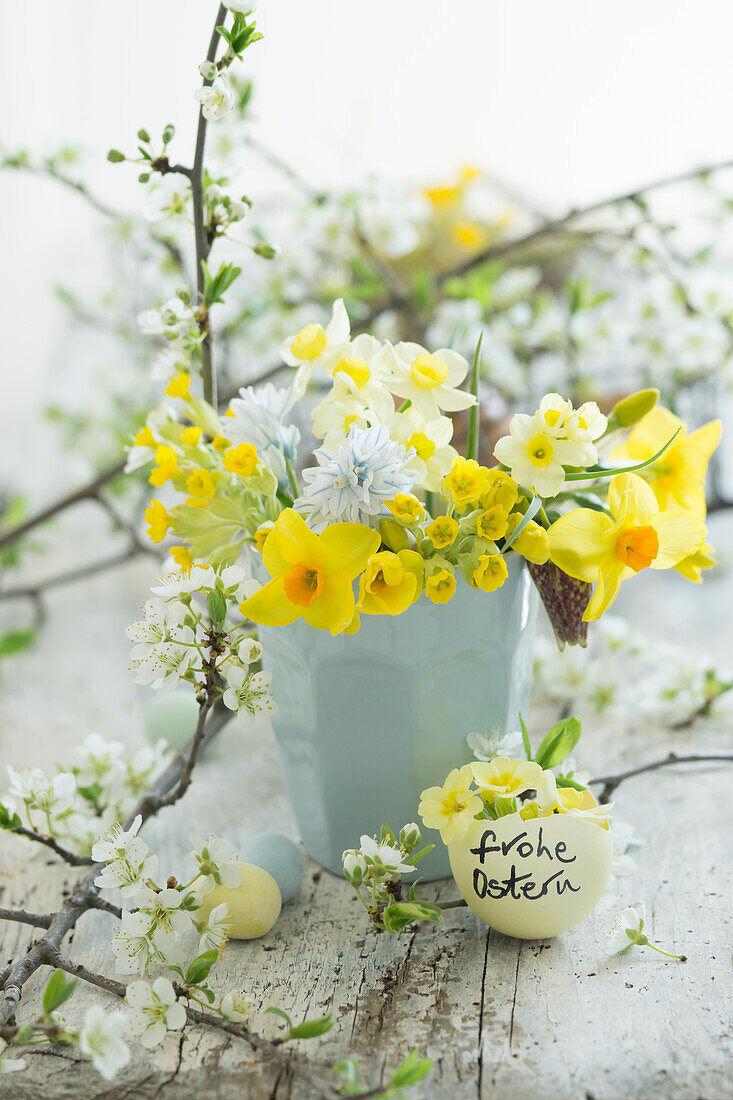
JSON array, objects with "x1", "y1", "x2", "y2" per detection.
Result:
[
  {"x1": 389, "y1": 1048, "x2": 434, "y2": 1089},
  {"x1": 206, "y1": 588, "x2": 227, "y2": 625},
  {"x1": 201, "y1": 260, "x2": 241, "y2": 307},
  {"x1": 381, "y1": 901, "x2": 442, "y2": 934},
  {"x1": 534, "y1": 718, "x2": 581, "y2": 769},
  {"x1": 43, "y1": 970, "x2": 77, "y2": 1016},
  {"x1": 0, "y1": 801, "x2": 23, "y2": 830},
  {"x1": 184, "y1": 949, "x2": 218, "y2": 987},
  {"x1": 265, "y1": 1006, "x2": 332, "y2": 1040},
  {"x1": 0, "y1": 628, "x2": 36, "y2": 658},
  {"x1": 556, "y1": 775, "x2": 587, "y2": 791}
]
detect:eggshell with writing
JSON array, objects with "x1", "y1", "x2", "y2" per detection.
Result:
[{"x1": 448, "y1": 814, "x2": 613, "y2": 939}]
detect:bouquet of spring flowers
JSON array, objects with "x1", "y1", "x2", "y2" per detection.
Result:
[{"x1": 130, "y1": 297, "x2": 720, "y2": 648}]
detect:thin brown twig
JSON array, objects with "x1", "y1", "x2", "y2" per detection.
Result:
[
  {"x1": 591, "y1": 751, "x2": 733, "y2": 803},
  {"x1": 7, "y1": 827, "x2": 93, "y2": 867},
  {"x1": 0, "y1": 908, "x2": 53, "y2": 929},
  {"x1": 0, "y1": 548, "x2": 142, "y2": 603}
]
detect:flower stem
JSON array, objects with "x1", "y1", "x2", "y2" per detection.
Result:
[{"x1": 649, "y1": 942, "x2": 687, "y2": 961}]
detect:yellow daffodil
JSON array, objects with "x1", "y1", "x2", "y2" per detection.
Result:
[
  {"x1": 357, "y1": 549, "x2": 424, "y2": 616},
  {"x1": 169, "y1": 545, "x2": 194, "y2": 571},
  {"x1": 144, "y1": 499, "x2": 172, "y2": 543},
  {"x1": 223, "y1": 443, "x2": 259, "y2": 478},
  {"x1": 239, "y1": 509, "x2": 380, "y2": 635},
  {"x1": 165, "y1": 372, "x2": 191, "y2": 400},
  {"x1": 506, "y1": 514, "x2": 550, "y2": 565},
  {"x1": 470, "y1": 757, "x2": 547, "y2": 802},
  {"x1": 425, "y1": 563, "x2": 456, "y2": 604},
  {"x1": 443, "y1": 457, "x2": 491, "y2": 506},
  {"x1": 471, "y1": 553, "x2": 508, "y2": 593},
  {"x1": 186, "y1": 469, "x2": 215, "y2": 501},
  {"x1": 387, "y1": 494, "x2": 424, "y2": 524},
  {"x1": 149, "y1": 445, "x2": 182, "y2": 487},
  {"x1": 547, "y1": 472, "x2": 707, "y2": 620},
  {"x1": 480, "y1": 469, "x2": 519, "y2": 513},
  {"x1": 476, "y1": 505, "x2": 509, "y2": 542},
  {"x1": 180, "y1": 425, "x2": 202, "y2": 446},
  {"x1": 425, "y1": 515, "x2": 459, "y2": 549},
  {"x1": 418, "y1": 765, "x2": 484, "y2": 844},
  {"x1": 675, "y1": 540, "x2": 716, "y2": 583},
  {"x1": 610, "y1": 406, "x2": 721, "y2": 517}
]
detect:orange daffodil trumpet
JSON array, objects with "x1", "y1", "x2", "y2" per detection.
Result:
[{"x1": 547, "y1": 472, "x2": 707, "y2": 620}]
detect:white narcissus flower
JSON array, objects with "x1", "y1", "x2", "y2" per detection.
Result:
[
  {"x1": 385, "y1": 407, "x2": 458, "y2": 493},
  {"x1": 190, "y1": 835, "x2": 242, "y2": 897},
  {"x1": 566, "y1": 400, "x2": 607, "y2": 447},
  {"x1": 6, "y1": 767, "x2": 76, "y2": 818},
  {"x1": 93, "y1": 815, "x2": 158, "y2": 898},
  {"x1": 493, "y1": 411, "x2": 588, "y2": 498},
  {"x1": 0, "y1": 1037, "x2": 27, "y2": 1073},
  {"x1": 280, "y1": 298, "x2": 351, "y2": 400},
  {"x1": 71, "y1": 732, "x2": 125, "y2": 789},
  {"x1": 359, "y1": 835, "x2": 415, "y2": 878},
  {"x1": 220, "y1": 990, "x2": 252, "y2": 1022},
  {"x1": 380, "y1": 340, "x2": 476, "y2": 420},
  {"x1": 125, "y1": 978, "x2": 186, "y2": 1049},
  {"x1": 78, "y1": 1005, "x2": 131, "y2": 1080},
  {"x1": 222, "y1": 668, "x2": 276, "y2": 724},
  {"x1": 195, "y1": 902, "x2": 232, "y2": 953},
  {"x1": 194, "y1": 78, "x2": 235, "y2": 122}
]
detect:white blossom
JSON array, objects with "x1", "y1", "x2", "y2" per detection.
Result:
[
  {"x1": 467, "y1": 727, "x2": 524, "y2": 762},
  {"x1": 79, "y1": 1005, "x2": 131, "y2": 1080},
  {"x1": 195, "y1": 902, "x2": 231, "y2": 953},
  {"x1": 194, "y1": 79, "x2": 235, "y2": 122},
  {"x1": 6, "y1": 767, "x2": 76, "y2": 819},
  {"x1": 219, "y1": 990, "x2": 251, "y2": 1021},
  {"x1": 190, "y1": 835, "x2": 242, "y2": 897},
  {"x1": 71, "y1": 733, "x2": 125, "y2": 789},
  {"x1": 0, "y1": 1038, "x2": 26, "y2": 1074},
  {"x1": 93, "y1": 815, "x2": 158, "y2": 897},
  {"x1": 112, "y1": 910, "x2": 177, "y2": 975},
  {"x1": 605, "y1": 905, "x2": 646, "y2": 955},
  {"x1": 222, "y1": 668, "x2": 275, "y2": 724},
  {"x1": 359, "y1": 835, "x2": 415, "y2": 878},
  {"x1": 136, "y1": 888, "x2": 192, "y2": 936},
  {"x1": 125, "y1": 978, "x2": 186, "y2": 1049}
]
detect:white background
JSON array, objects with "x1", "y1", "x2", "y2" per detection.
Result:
[{"x1": 2, "y1": 0, "x2": 733, "y2": 483}]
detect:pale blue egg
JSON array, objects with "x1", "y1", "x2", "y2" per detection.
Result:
[
  {"x1": 239, "y1": 833, "x2": 304, "y2": 903},
  {"x1": 144, "y1": 690, "x2": 200, "y2": 751}
]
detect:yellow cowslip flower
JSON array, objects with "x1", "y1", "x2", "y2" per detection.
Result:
[
  {"x1": 357, "y1": 549, "x2": 424, "y2": 616},
  {"x1": 387, "y1": 494, "x2": 424, "y2": 524},
  {"x1": 180, "y1": 425, "x2": 202, "y2": 446},
  {"x1": 470, "y1": 757, "x2": 547, "y2": 802},
  {"x1": 480, "y1": 469, "x2": 519, "y2": 513},
  {"x1": 149, "y1": 445, "x2": 182, "y2": 487},
  {"x1": 423, "y1": 183, "x2": 463, "y2": 209},
  {"x1": 471, "y1": 553, "x2": 508, "y2": 593},
  {"x1": 443, "y1": 457, "x2": 491, "y2": 507},
  {"x1": 211, "y1": 435, "x2": 231, "y2": 453},
  {"x1": 165, "y1": 372, "x2": 191, "y2": 400},
  {"x1": 425, "y1": 515, "x2": 459, "y2": 549},
  {"x1": 476, "y1": 505, "x2": 509, "y2": 542},
  {"x1": 239, "y1": 509, "x2": 380, "y2": 635},
  {"x1": 133, "y1": 425, "x2": 156, "y2": 449},
  {"x1": 451, "y1": 220, "x2": 488, "y2": 250},
  {"x1": 418, "y1": 765, "x2": 484, "y2": 844},
  {"x1": 254, "y1": 523, "x2": 274, "y2": 552},
  {"x1": 610, "y1": 405, "x2": 721, "y2": 517},
  {"x1": 169, "y1": 545, "x2": 194, "y2": 572},
  {"x1": 144, "y1": 499, "x2": 172, "y2": 543},
  {"x1": 506, "y1": 513, "x2": 550, "y2": 565},
  {"x1": 223, "y1": 443, "x2": 259, "y2": 478},
  {"x1": 186, "y1": 469, "x2": 215, "y2": 501},
  {"x1": 547, "y1": 472, "x2": 707, "y2": 621},
  {"x1": 425, "y1": 564, "x2": 456, "y2": 604}
]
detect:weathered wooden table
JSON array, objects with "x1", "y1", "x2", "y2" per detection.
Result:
[{"x1": 1, "y1": 511, "x2": 731, "y2": 1099}]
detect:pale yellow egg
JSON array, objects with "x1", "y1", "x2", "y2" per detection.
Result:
[{"x1": 196, "y1": 862, "x2": 282, "y2": 940}]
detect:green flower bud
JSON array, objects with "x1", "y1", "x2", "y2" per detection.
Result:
[
  {"x1": 379, "y1": 517, "x2": 409, "y2": 552},
  {"x1": 609, "y1": 388, "x2": 659, "y2": 429}
]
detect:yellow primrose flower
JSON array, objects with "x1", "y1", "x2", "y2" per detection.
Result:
[
  {"x1": 425, "y1": 515, "x2": 459, "y2": 549},
  {"x1": 144, "y1": 499, "x2": 172, "y2": 543},
  {"x1": 506, "y1": 514, "x2": 550, "y2": 565},
  {"x1": 476, "y1": 505, "x2": 509, "y2": 542},
  {"x1": 165, "y1": 372, "x2": 191, "y2": 400},
  {"x1": 443, "y1": 457, "x2": 491, "y2": 507},
  {"x1": 358, "y1": 549, "x2": 423, "y2": 616},
  {"x1": 425, "y1": 564, "x2": 456, "y2": 604},
  {"x1": 555, "y1": 786, "x2": 610, "y2": 830},
  {"x1": 451, "y1": 219, "x2": 488, "y2": 250},
  {"x1": 387, "y1": 494, "x2": 423, "y2": 524},
  {"x1": 239, "y1": 509, "x2": 380, "y2": 635},
  {"x1": 133, "y1": 425, "x2": 157, "y2": 449},
  {"x1": 186, "y1": 469, "x2": 215, "y2": 500},
  {"x1": 547, "y1": 472, "x2": 707, "y2": 620},
  {"x1": 169, "y1": 545, "x2": 194, "y2": 572},
  {"x1": 149, "y1": 445, "x2": 182, "y2": 487},
  {"x1": 223, "y1": 443, "x2": 259, "y2": 478},
  {"x1": 211, "y1": 435, "x2": 231, "y2": 453},
  {"x1": 480, "y1": 469, "x2": 519, "y2": 513},
  {"x1": 180, "y1": 425, "x2": 202, "y2": 446},
  {"x1": 254, "y1": 523, "x2": 274, "y2": 552},
  {"x1": 471, "y1": 553, "x2": 508, "y2": 593},
  {"x1": 470, "y1": 757, "x2": 547, "y2": 801},
  {"x1": 610, "y1": 405, "x2": 721, "y2": 517},
  {"x1": 418, "y1": 765, "x2": 484, "y2": 844}
]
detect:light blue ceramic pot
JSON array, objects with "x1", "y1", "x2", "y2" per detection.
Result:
[{"x1": 259, "y1": 555, "x2": 537, "y2": 881}]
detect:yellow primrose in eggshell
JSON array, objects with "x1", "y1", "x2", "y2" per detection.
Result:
[
  {"x1": 418, "y1": 765, "x2": 484, "y2": 844},
  {"x1": 470, "y1": 757, "x2": 548, "y2": 801}
]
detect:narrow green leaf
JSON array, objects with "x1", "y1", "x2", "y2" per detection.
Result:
[
  {"x1": 466, "y1": 331, "x2": 483, "y2": 462},
  {"x1": 390, "y1": 1049, "x2": 434, "y2": 1088},
  {"x1": 534, "y1": 718, "x2": 581, "y2": 769},
  {"x1": 501, "y1": 494, "x2": 541, "y2": 554},
  {"x1": 288, "y1": 1013, "x2": 332, "y2": 1039},
  {"x1": 43, "y1": 970, "x2": 77, "y2": 1015},
  {"x1": 519, "y1": 713, "x2": 532, "y2": 760},
  {"x1": 0, "y1": 629, "x2": 36, "y2": 658},
  {"x1": 265, "y1": 1006, "x2": 292, "y2": 1028},
  {"x1": 563, "y1": 430, "x2": 681, "y2": 482}
]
